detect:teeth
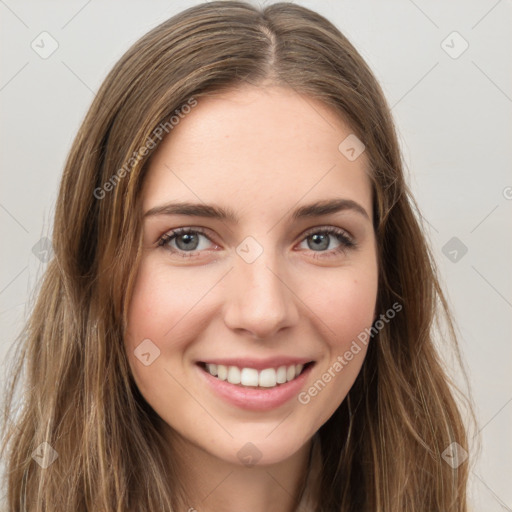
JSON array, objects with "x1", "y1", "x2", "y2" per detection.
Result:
[
  {"x1": 217, "y1": 364, "x2": 227, "y2": 381},
  {"x1": 206, "y1": 363, "x2": 218, "y2": 376},
  {"x1": 276, "y1": 366, "x2": 287, "y2": 384},
  {"x1": 240, "y1": 368, "x2": 259, "y2": 386},
  {"x1": 259, "y1": 368, "x2": 277, "y2": 387},
  {"x1": 227, "y1": 366, "x2": 241, "y2": 384},
  {"x1": 204, "y1": 363, "x2": 307, "y2": 388}
]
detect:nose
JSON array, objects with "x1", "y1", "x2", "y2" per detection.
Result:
[{"x1": 222, "y1": 248, "x2": 300, "y2": 340}]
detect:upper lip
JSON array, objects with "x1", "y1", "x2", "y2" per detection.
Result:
[{"x1": 197, "y1": 357, "x2": 314, "y2": 371}]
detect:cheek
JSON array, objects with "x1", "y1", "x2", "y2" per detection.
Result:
[
  {"x1": 125, "y1": 258, "x2": 213, "y2": 347},
  {"x1": 303, "y1": 261, "x2": 378, "y2": 347},
  {"x1": 123, "y1": 259, "x2": 206, "y2": 396},
  {"x1": 296, "y1": 268, "x2": 377, "y2": 422},
  {"x1": 281, "y1": 275, "x2": 376, "y2": 439},
  {"x1": 329, "y1": 276, "x2": 376, "y2": 338}
]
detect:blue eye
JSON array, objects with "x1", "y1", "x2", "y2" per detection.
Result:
[
  {"x1": 157, "y1": 226, "x2": 356, "y2": 259},
  {"x1": 157, "y1": 227, "x2": 214, "y2": 257},
  {"x1": 298, "y1": 227, "x2": 355, "y2": 258}
]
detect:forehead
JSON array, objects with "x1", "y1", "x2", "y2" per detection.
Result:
[{"x1": 142, "y1": 85, "x2": 372, "y2": 220}]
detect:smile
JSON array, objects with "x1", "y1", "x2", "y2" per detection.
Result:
[
  {"x1": 199, "y1": 362, "x2": 313, "y2": 388},
  {"x1": 195, "y1": 357, "x2": 316, "y2": 411}
]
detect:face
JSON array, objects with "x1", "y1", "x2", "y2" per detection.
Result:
[{"x1": 125, "y1": 84, "x2": 378, "y2": 467}]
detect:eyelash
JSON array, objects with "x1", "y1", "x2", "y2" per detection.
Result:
[{"x1": 157, "y1": 226, "x2": 356, "y2": 260}]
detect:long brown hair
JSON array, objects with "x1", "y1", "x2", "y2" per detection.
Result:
[{"x1": 1, "y1": 1, "x2": 475, "y2": 510}]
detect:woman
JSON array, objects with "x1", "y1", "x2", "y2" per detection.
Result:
[{"x1": 0, "y1": 1, "x2": 474, "y2": 510}]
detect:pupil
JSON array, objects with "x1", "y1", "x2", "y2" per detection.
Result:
[
  {"x1": 310, "y1": 233, "x2": 328, "y2": 251},
  {"x1": 178, "y1": 233, "x2": 197, "y2": 250}
]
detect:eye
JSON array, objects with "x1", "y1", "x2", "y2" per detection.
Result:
[
  {"x1": 157, "y1": 226, "x2": 356, "y2": 260},
  {"x1": 157, "y1": 227, "x2": 217, "y2": 257},
  {"x1": 296, "y1": 227, "x2": 356, "y2": 258}
]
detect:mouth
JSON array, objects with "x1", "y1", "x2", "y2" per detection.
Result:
[
  {"x1": 195, "y1": 358, "x2": 316, "y2": 411},
  {"x1": 196, "y1": 361, "x2": 315, "y2": 389}
]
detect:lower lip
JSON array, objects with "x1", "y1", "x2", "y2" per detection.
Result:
[{"x1": 196, "y1": 363, "x2": 314, "y2": 411}]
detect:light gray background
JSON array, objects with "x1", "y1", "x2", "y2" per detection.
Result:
[{"x1": 1, "y1": 0, "x2": 511, "y2": 509}]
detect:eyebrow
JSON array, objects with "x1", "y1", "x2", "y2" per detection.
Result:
[{"x1": 143, "y1": 198, "x2": 370, "y2": 222}]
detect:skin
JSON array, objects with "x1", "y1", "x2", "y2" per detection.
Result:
[{"x1": 125, "y1": 83, "x2": 378, "y2": 512}]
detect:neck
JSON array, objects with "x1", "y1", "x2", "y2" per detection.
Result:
[{"x1": 164, "y1": 430, "x2": 314, "y2": 512}]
